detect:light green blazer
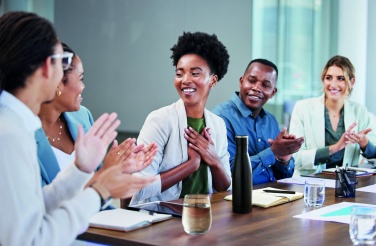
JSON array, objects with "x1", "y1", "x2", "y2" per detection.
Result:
[{"x1": 289, "y1": 94, "x2": 376, "y2": 176}]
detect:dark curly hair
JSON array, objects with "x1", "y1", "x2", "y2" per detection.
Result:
[{"x1": 170, "y1": 32, "x2": 230, "y2": 81}]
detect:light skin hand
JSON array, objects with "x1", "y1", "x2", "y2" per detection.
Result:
[
  {"x1": 329, "y1": 122, "x2": 357, "y2": 155},
  {"x1": 75, "y1": 112, "x2": 120, "y2": 173},
  {"x1": 93, "y1": 165, "x2": 157, "y2": 199},
  {"x1": 268, "y1": 127, "x2": 304, "y2": 161},
  {"x1": 345, "y1": 128, "x2": 371, "y2": 150}
]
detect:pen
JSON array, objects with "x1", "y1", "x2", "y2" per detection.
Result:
[{"x1": 263, "y1": 189, "x2": 296, "y2": 194}]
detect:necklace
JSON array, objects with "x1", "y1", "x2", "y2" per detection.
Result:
[
  {"x1": 46, "y1": 117, "x2": 62, "y2": 142},
  {"x1": 326, "y1": 107, "x2": 342, "y2": 118}
]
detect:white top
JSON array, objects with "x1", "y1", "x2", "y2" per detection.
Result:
[
  {"x1": 52, "y1": 146, "x2": 76, "y2": 171},
  {"x1": 0, "y1": 91, "x2": 100, "y2": 246}
]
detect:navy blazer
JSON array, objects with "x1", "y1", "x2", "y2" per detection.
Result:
[{"x1": 35, "y1": 106, "x2": 95, "y2": 186}]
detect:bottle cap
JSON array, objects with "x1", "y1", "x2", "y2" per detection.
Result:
[{"x1": 235, "y1": 135, "x2": 248, "y2": 145}]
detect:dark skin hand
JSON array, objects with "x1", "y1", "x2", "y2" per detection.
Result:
[
  {"x1": 184, "y1": 127, "x2": 231, "y2": 191},
  {"x1": 160, "y1": 145, "x2": 201, "y2": 192},
  {"x1": 268, "y1": 127, "x2": 304, "y2": 164}
]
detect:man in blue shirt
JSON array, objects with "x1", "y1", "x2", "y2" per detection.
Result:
[{"x1": 212, "y1": 59, "x2": 304, "y2": 185}]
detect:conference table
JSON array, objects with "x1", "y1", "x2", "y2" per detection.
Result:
[{"x1": 78, "y1": 174, "x2": 376, "y2": 246}]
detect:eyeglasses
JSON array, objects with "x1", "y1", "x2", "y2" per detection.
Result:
[{"x1": 50, "y1": 52, "x2": 74, "y2": 70}]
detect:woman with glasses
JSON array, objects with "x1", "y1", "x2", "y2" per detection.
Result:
[
  {"x1": 0, "y1": 12, "x2": 156, "y2": 245},
  {"x1": 130, "y1": 32, "x2": 231, "y2": 205},
  {"x1": 289, "y1": 55, "x2": 376, "y2": 176},
  {"x1": 36, "y1": 42, "x2": 158, "y2": 188}
]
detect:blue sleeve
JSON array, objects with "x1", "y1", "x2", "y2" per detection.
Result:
[
  {"x1": 362, "y1": 141, "x2": 376, "y2": 158},
  {"x1": 272, "y1": 158, "x2": 295, "y2": 179}
]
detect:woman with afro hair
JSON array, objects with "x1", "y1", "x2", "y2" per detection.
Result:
[{"x1": 130, "y1": 32, "x2": 231, "y2": 204}]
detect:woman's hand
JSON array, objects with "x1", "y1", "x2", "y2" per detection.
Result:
[
  {"x1": 75, "y1": 113, "x2": 120, "y2": 173},
  {"x1": 103, "y1": 139, "x2": 158, "y2": 174},
  {"x1": 93, "y1": 164, "x2": 157, "y2": 199},
  {"x1": 123, "y1": 142, "x2": 158, "y2": 174},
  {"x1": 346, "y1": 128, "x2": 371, "y2": 150},
  {"x1": 102, "y1": 138, "x2": 138, "y2": 171},
  {"x1": 330, "y1": 122, "x2": 357, "y2": 155},
  {"x1": 184, "y1": 127, "x2": 220, "y2": 167}
]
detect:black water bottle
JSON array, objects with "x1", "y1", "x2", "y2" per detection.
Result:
[{"x1": 232, "y1": 135, "x2": 252, "y2": 214}]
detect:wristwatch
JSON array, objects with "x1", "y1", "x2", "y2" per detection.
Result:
[{"x1": 90, "y1": 182, "x2": 113, "y2": 210}]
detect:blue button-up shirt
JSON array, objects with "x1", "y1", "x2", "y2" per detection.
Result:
[{"x1": 212, "y1": 92, "x2": 294, "y2": 185}]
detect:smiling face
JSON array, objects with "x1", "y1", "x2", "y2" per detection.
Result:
[
  {"x1": 239, "y1": 62, "x2": 277, "y2": 117},
  {"x1": 55, "y1": 55, "x2": 85, "y2": 112},
  {"x1": 174, "y1": 54, "x2": 217, "y2": 118},
  {"x1": 323, "y1": 65, "x2": 352, "y2": 102}
]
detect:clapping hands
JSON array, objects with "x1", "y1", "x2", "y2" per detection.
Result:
[{"x1": 103, "y1": 138, "x2": 158, "y2": 174}]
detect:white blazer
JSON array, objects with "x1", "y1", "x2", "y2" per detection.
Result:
[
  {"x1": 289, "y1": 94, "x2": 376, "y2": 176},
  {"x1": 130, "y1": 99, "x2": 231, "y2": 204}
]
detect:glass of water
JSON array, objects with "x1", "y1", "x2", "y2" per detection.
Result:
[
  {"x1": 304, "y1": 180, "x2": 325, "y2": 207},
  {"x1": 182, "y1": 194, "x2": 212, "y2": 234},
  {"x1": 349, "y1": 206, "x2": 376, "y2": 245}
]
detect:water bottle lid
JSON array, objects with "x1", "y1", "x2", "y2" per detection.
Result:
[{"x1": 235, "y1": 135, "x2": 248, "y2": 145}]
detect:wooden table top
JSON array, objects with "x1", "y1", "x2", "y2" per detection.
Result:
[{"x1": 78, "y1": 175, "x2": 376, "y2": 246}]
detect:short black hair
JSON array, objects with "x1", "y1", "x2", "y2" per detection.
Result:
[
  {"x1": 170, "y1": 32, "x2": 230, "y2": 81},
  {"x1": 0, "y1": 11, "x2": 58, "y2": 92},
  {"x1": 244, "y1": 58, "x2": 278, "y2": 80}
]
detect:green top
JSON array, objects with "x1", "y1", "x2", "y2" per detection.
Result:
[
  {"x1": 180, "y1": 117, "x2": 209, "y2": 198},
  {"x1": 315, "y1": 107, "x2": 345, "y2": 168}
]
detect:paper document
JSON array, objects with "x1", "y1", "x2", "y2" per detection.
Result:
[
  {"x1": 293, "y1": 202, "x2": 376, "y2": 224},
  {"x1": 277, "y1": 177, "x2": 336, "y2": 188},
  {"x1": 357, "y1": 184, "x2": 376, "y2": 193}
]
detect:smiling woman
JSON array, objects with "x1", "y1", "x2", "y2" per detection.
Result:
[
  {"x1": 130, "y1": 32, "x2": 232, "y2": 205},
  {"x1": 289, "y1": 55, "x2": 376, "y2": 176},
  {"x1": 35, "y1": 42, "x2": 158, "y2": 189}
]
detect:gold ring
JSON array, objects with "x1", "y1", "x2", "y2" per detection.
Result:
[{"x1": 117, "y1": 151, "x2": 121, "y2": 155}]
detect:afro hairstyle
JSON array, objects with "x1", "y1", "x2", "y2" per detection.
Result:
[{"x1": 170, "y1": 32, "x2": 230, "y2": 81}]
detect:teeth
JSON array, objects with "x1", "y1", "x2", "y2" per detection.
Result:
[
  {"x1": 249, "y1": 95, "x2": 260, "y2": 99},
  {"x1": 182, "y1": 88, "x2": 195, "y2": 92}
]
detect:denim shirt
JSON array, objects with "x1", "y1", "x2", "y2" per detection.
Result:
[{"x1": 212, "y1": 92, "x2": 294, "y2": 185}]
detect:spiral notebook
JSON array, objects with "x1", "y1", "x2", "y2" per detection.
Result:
[{"x1": 89, "y1": 208, "x2": 172, "y2": 232}]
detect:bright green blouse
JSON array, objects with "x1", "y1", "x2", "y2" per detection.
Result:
[{"x1": 180, "y1": 117, "x2": 209, "y2": 198}]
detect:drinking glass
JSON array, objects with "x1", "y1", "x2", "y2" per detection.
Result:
[
  {"x1": 349, "y1": 206, "x2": 376, "y2": 245},
  {"x1": 182, "y1": 194, "x2": 212, "y2": 234},
  {"x1": 304, "y1": 180, "x2": 325, "y2": 206}
]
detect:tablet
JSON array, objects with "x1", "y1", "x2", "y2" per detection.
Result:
[{"x1": 127, "y1": 201, "x2": 183, "y2": 218}]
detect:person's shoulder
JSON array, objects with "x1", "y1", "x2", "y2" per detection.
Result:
[
  {"x1": 262, "y1": 109, "x2": 279, "y2": 122},
  {"x1": 212, "y1": 99, "x2": 237, "y2": 117},
  {"x1": 346, "y1": 99, "x2": 369, "y2": 115},
  {"x1": 293, "y1": 96, "x2": 323, "y2": 111},
  {"x1": 0, "y1": 108, "x2": 24, "y2": 139}
]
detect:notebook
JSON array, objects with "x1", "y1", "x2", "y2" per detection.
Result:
[
  {"x1": 89, "y1": 208, "x2": 172, "y2": 232},
  {"x1": 224, "y1": 187, "x2": 303, "y2": 208}
]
